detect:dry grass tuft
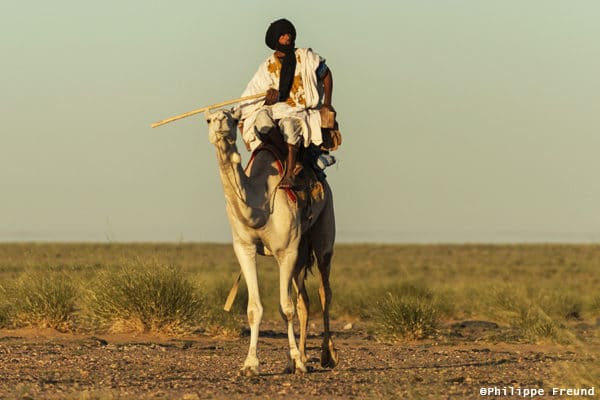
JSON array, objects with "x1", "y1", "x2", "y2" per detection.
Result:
[
  {"x1": 550, "y1": 356, "x2": 600, "y2": 392},
  {"x1": 490, "y1": 286, "x2": 577, "y2": 344},
  {"x1": 88, "y1": 264, "x2": 205, "y2": 335},
  {"x1": 371, "y1": 284, "x2": 441, "y2": 340},
  {"x1": 0, "y1": 285, "x2": 11, "y2": 328},
  {"x1": 7, "y1": 271, "x2": 79, "y2": 331}
]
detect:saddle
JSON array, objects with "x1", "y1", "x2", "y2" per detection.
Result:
[{"x1": 246, "y1": 141, "x2": 325, "y2": 205}]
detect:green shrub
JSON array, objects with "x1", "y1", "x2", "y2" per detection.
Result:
[
  {"x1": 372, "y1": 285, "x2": 440, "y2": 340},
  {"x1": 12, "y1": 271, "x2": 78, "y2": 331},
  {"x1": 89, "y1": 264, "x2": 205, "y2": 335}
]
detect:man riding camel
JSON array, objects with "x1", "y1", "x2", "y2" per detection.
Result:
[{"x1": 238, "y1": 18, "x2": 335, "y2": 189}]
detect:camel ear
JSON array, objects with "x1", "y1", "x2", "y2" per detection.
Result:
[
  {"x1": 204, "y1": 110, "x2": 212, "y2": 122},
  {"x1": 230, "y1": 107, "x2": 242, "y2": 121}
]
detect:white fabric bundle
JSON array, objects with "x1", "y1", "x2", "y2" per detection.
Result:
[{"x1": 239, "y1": 48, "x2": 324, "y2": 151}]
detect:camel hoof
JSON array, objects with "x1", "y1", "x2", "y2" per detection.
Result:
[
  {"x1": 294, "y1": 360, "x2": 308, "y2": 374},
  {"x1": 240, "y1": 366, "x2": 259, "y2": 377},
  {"x1": 283, "y1": 358, "x2": 308, "y2": 374},
  {"x1": 321, "y1": 343, "x2": 339, "y2": 369},
  {"x1": 300, "y1": 353, "x2": 308, "y2": 365}
]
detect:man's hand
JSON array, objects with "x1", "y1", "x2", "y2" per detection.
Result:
[{"x1": 264, "y1": 88, "x2": 279, "y2": 105}]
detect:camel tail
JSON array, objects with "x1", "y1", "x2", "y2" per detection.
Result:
[{"x1": 297, "y1": 232, "x2": 317, "y2": 278}]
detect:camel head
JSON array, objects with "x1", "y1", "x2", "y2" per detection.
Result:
[{"x1": 205, "y1": 108, "x2": 242, "y2": 164}]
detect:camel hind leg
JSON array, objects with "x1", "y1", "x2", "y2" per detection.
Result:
[
  {"x1": 311, "y1": 191, "x2": 338, "y2": 369},
  {"x1": 316, "y1": 250, "x2": 338, "y2": 368},
  {"x1": 293, "y1": 257, "x2": 310, "y2": 365}
]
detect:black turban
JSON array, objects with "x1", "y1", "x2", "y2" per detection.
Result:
[
  {"x1": 265, "y1": 19, "x2": 297, "y2": 102},
  {"x1": 265, "y1": 18, "x2": 296, "y2": 50}
]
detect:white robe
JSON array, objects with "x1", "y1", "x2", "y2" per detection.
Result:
[{"x1": 239, "y1": 48, "x2": 324, "y2": 151}]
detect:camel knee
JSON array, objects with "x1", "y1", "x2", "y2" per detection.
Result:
[
  {"x1": 247, "y1": 300, "x2": 263, "y2": 326},
  {"x1": 279, "y1": 300, "x2": 295, "y2": 322},
  {"x1": 324, "y1": 285, "x2": 332, "y2": 302}
]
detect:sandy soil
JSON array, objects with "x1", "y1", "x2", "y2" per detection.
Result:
[{"x1": 0, "y1": 321, "x2": 585, "y2": 399}]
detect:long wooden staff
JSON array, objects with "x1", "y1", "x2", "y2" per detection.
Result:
[{"x1": 151, "y1": 92, "x2": 267, "y2": 128}]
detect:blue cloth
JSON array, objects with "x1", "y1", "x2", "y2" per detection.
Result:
[{"x1": 316, "y1": 61, "x2": 329, "y2": 80}]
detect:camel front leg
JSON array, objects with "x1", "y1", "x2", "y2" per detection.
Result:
[
  {"x1": 232, "y1": 241, "x2": 263, "y2": 376},
  {"x1": 276, "y1": 249, "x2": 307, "y2": 374}
]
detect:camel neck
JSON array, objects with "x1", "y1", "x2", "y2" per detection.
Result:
[{"x1": 215, "y1": 146, "x2": 269, "y2": 229}]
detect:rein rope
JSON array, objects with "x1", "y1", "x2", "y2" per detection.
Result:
[
  {"x1": 211, "y1": 113, "x2": 297, "y2": 219},
  {"x1": 215, "y1": 134, "x2": 247, "y2": 204},
  {"x1": 216, "y1": 135, "x2": 286, "y2": 216}
]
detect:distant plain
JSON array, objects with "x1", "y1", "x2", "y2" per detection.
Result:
[{"x1": 0, "y1": 243, "x2": 598, "y2": 398}]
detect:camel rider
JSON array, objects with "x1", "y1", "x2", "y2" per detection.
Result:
[{"x1": 238, "y1": 18, "x2": 335, "y2": 189}]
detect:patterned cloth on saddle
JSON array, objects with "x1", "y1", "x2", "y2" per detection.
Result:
[{"x1": 246, "y1": 142, "x2": 326, "y2": 204}]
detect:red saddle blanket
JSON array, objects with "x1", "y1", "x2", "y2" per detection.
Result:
[
  {"x1": 245, "y1": 145, "x2": 297, "y2": 203},
  {"x1": 245, "y1": 144, "x2": 327, "y2": 205}
]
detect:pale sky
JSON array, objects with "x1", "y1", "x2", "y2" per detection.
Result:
[{"x1": 2, "y1": 1, "x2": 599, "y2": 243}]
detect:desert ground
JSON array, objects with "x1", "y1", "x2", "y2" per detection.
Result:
[{"x1": 0, "y1": 244, "x2": 598, "y2": 399}]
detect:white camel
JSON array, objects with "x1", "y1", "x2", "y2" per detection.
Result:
[{"x1": 205, "y1": 108, "x2": 338, "y2": 376}]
